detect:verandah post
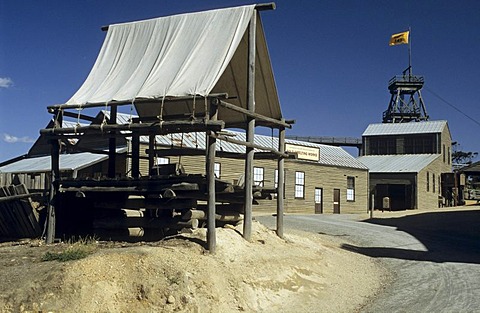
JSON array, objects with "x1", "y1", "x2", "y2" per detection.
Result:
[
  {"x1": 46, "y1": 110, "x2": 62, "y2": 244},
  {"x1": 243, "y1": 9, "x2": 256, "y2": 241}
]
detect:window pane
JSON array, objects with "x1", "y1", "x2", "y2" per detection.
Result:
[
  {"x1": 295, "y1": 171, "x2": 305, "y2": 198},
  {"x1": 214, "y1": 162, "x2": 221, "y2": 178},
  {"x1": 156, "y1": 157, "x2": 169, "y2": 165},
  {"x1": 254, "y1": 167, "x2": 264, "y2": 187}
]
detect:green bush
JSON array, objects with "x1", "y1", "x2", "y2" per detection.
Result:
[{"x1": 42, "y1": 236, "x2": 98, "y2": 262}]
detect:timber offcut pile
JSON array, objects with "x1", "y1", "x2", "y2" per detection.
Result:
[
  {"x1": 56, "y1": 164, "x2": 274, "y2": 240},
  {"x1": 0, "y1": 184, "x2": 42, "y2": 239}
]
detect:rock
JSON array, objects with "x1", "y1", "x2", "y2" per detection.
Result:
[{"x1": 167, "y1": 295, "x2": 176, "y2": 304}]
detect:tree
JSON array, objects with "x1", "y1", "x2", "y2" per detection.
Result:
[{"x1": 452, "y1": 150, "x2": 478, "y2": 165}]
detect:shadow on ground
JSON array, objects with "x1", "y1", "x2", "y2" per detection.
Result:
[{"x1": 341, "y1": 208, "x2": 480, "y2": 264}]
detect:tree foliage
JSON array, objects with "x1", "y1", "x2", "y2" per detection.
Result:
[{"x1": 452, "y1": 150, "x2": 478, "y2": 165}]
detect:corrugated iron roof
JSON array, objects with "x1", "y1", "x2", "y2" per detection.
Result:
[
  {"x1": 142, "y1": 131, "x2": 368, "y2": 170},
  {"x1": 102, "y1": 112, "x2": 366, "y2": 170},
  {"x1": 362, "y1": 120, "x2": 448, "y2": 136},
  {"x1": 357, "y1": 154, "x2": 439, "y2": 173},
  {"x1": 0, "y1": 152, "x2": 111, "y2": 174}
]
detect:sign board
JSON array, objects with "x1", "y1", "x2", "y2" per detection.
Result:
[{"x1": 285, "y1": 143, "x2": 320, "y2": 162}]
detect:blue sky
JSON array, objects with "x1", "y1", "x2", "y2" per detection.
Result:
[{"x1": 1, "y1": 0, "x2": 479, "y2": 162}]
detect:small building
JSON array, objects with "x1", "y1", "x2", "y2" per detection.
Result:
[
  {"x1": 358, "y1": 120, "x2": 452, "y2": 210},
  {"x1": 132, "y1": 130, "x2": 369, "y2": 214},
  {"x1": 457, "y1": 161, "x2": 480, "y2": 202}
]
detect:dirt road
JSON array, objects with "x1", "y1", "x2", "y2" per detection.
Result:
[{"x1": 257, "y1": 205, "x2": 480, "y2": 312}]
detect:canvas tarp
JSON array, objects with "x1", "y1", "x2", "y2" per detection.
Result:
[{"x1": 66, "y1": 5, "x2": 282, "y2": 128}]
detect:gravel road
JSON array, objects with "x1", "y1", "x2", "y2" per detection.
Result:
[{"x1": 256, "y1": 206, "x2": 480, "y2": 313}]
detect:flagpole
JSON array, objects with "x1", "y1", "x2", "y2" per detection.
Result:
[{"x1": 408, "y1": 27, "x2": 412, "y2": 76}]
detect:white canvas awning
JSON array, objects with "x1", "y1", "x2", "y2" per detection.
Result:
[{"x1": 66, "y1": 4, "x2": 282, "y2": 128}]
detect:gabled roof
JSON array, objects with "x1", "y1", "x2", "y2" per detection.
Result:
[
  {"x1": 65, "y1": 5, "x2": 282, "y2": 128},
  {"x1": 0, "y1": 153, "x2": 109, "y2": 174},
  {"x1": 362, "y1": 120, "x2": 448, "y2": 136},
  {"x1": 357, "y1": 154, "x2": 439, "y2": 173}
]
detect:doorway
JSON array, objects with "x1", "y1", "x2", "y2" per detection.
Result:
[
  {"x1": 315, "y1": 188, "x2": 323, "y2": 214},
  {"x1": 333, "y1": 188, "x2": 340, "y2": 213}
]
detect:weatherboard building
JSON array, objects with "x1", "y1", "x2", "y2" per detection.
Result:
[{"x1": 358, "y1": 120, "x2": 452, "y2": 210}]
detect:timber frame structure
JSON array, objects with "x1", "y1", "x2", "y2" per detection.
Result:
[{"x1": 41, "y1": 3, "x2": 294, "y2": 253}]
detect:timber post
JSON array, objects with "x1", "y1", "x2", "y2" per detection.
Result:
[
  {"x1": 276, "y1": 123, "x2": 285, "y2": 238},
  {"x1": 131, "y1": 131, "x2": 140, "y2": 179},
  {"x1": 46, "y1": 109, "x2": 62, "y2": 244},
  {"x1": 243, "y1": 9, "x2": 257, "y2": 241},
  {"x1": 148, "y1": 134, "x2": 155, "y2": 170},
  {"x1": 108, "y1": 105, "x2": 117, "y2": 178},
  {"x1": 206, "y1": 98, "x2": 219, "y2": 252}
]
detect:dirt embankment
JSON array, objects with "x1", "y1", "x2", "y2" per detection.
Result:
[{"x1": 0, "y1": 221, "x2": 389, "y2": 313}]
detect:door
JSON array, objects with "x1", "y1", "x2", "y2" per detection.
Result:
[
  {"x1": 314, "y1": 188, "x2": 323, "y2": 214},
  {"x1": 333, "y1": 188, "x2": 340, "y2": 214}
]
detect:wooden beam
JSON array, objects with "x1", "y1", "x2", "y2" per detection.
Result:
[
  {"x1": 255, "y1": 2, "x2": 276, "y2": 11},
  {"x1": 131, "y1": 132, "x2": 140, "y2": 179},
  {"x1": 0, "y1": 192, "x2": 42, "y2": 203},
  {"x1": 61, "y1": 110, "x2": 96, "y2": 122},
  {"x1": 40, "y1": 120, "x2": 225, "y2": 136},
  {"x1": 47, "y1": 93, "x2": 228, "y2": 111},
  {"x1": 100, "y1": 3, "x2": 275, "y2": 31},
  {"x1": 209, "y1": 133, "x2": 289, "y2": 158},
  {"x1": 218, "y1": 100, "x2": 292, "y2": 129}
]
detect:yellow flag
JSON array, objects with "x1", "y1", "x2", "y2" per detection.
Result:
[{"x1": 389, "y1": 31, "x2": 409, "y2": 46}]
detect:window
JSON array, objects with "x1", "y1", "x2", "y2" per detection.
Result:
[
  {"x1": 295, "y1": 171, "x2": 305, "y2": 199},
  {"x1": 433, "y1": 173, "x2": 436, "y2": 193},
  {"x1": 214, "y1": 162, "x2": 221, "y2": 178},
  {"x1": 347, "y1": 176, "x2": 355, "y2": 201},
  {"x1": 314, "y1": 188, "x2": 323, "y2": 204},
  {"x1": 156, "y1": 157, "x2": 169, "y2": 165},
  {"x1": 448, "y1": 147, "x2": 451, "y2": 165},
  {"x1": 274, "y1": 169, "x2": 278, "y2": 189},
  {"x1": 253, "y1": 167, "x2": 264, "y2": 187},
  {"x1": 427, "y1": 172, "x2": 430, "y2": 192},
  {"x1": 443, "y1": 144, "x2": 446, "y2": 163},
  {"x1": 274, "y1": 169, "x2": 285, "y2": 199}
]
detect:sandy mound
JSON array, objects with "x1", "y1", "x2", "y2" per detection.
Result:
[{"x1": 0, "y1": 221, "x2": 388, "y2": 312}]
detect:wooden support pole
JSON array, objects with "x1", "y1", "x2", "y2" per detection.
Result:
[
  {"x1": 108, "y1": 105, "x2": 117, "y2": 178},
  {"x1": 218, "y1": 100, "x2": 292, "y2": 129},
  {"x1": 148, "y1": 134, "x2": 155, "y2": 171},
  {"x1": 206, "y1": 98, "x2": 218, "y2": 253},
  {"x1": 131, "y1": 132, "x2": 140, "y2": 179},
  {"x1": 40, "y1": 120, "x2": 225, "y2": 136},
  {"x1": 209, "y1": 133, "x2": 289, "y2": 158},
  {"x1": 243, "y1": 10, "x2": 256, "y2": 242},
  {"x1": 46, "y1": 110, "x2": 62, "y2": 244},
  {"x1": 47, "y1": 93, "x2": 228, "y2": 111},
  {"x1": 276, "y1": 124, "x2": 285, "y2": 238}
]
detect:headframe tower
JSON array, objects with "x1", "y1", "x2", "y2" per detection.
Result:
[
  {"x1": 382, "y1": 66, "x2": 429, "y2": 123},
  {"x1": 383, "y1": 30, "x2": 429, "y2": 123}
]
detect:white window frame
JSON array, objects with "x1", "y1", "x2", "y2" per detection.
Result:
[
  {"x1": 253, "y1": 167, "x2": 264, "y2": 187},
  {"x1": 214, "y1": 162, "x2": 221, "y2": 179},
  {"x1": 347, "y1": 176, "x2": 355, "y2": 202},
  {"x1": 156, "y1": 157, "x2": 170, "y2": 165},
  {"x1": 295, "y1": 171, "x2": 305, "y2": 199}
]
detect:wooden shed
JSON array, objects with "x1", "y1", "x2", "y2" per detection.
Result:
[{"x1": 41, "y1": 3, "x2": 293, "y2": 251}]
